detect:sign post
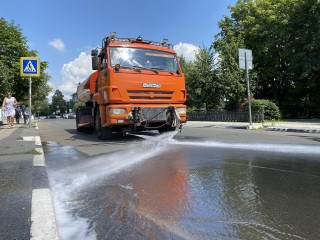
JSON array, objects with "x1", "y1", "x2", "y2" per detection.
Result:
[
  {"x1": 20, "y1": 57, "x2": 40, "y2": 128},
  {"x1": 239, "y1": 49, "x2": 253, "y2": 125}
]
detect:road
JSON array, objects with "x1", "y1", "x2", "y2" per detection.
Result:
[{"x1": 38, "y1": 119, "x2": 320, "y2": 240}]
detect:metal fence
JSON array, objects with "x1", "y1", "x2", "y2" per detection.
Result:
[{"x1": 187, "y1": 111, "x2": 264, "y2": 122}]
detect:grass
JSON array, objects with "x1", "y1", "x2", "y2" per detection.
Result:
[
  {"x1": 0, "y1": 149, "x2": 42, "y2": 156},
  {"x1": 26, "y1": 149, "x2": 42, "y2": 155}
]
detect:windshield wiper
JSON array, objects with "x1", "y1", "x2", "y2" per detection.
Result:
[
  {"x1": 150, "y1": 67, "x2": 165, "y2": 72},
  {"x1": 150, "y1": 67, "x2": 176, "y2": 74},
  {"x1": 131, "y1": 65, "x2": 143, "y2": 72},
  {"x1": 127, "y1": 65, "x2": 167, "y2": 74},
  {"x1": 132, "y1": 65, "x2": 159, "y2": 73}
]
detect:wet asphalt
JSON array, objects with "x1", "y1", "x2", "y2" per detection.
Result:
[
  {"x1": 37, "y1": 119, "x2": 320, "y2": 240},
  {"x1": 1, "y1": 119, "x2": 320, "y2": 239}
]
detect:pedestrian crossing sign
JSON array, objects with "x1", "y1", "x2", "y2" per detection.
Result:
[{"x1": 20, "y1": 57, "x2": 40, "y2": 77}]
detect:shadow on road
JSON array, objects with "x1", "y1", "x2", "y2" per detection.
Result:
[{"x1": 288, "y1": 134, "x2": 320, "y2": 143}]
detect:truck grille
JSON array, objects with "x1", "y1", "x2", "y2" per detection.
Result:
[
  {"x1": 128, "y1": 90, "x2": 173, "y2": 100},
  {"x1": 141, "y1": 107, "x2": 167, "y2": 121}
]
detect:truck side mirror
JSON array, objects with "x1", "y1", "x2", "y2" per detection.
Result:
[
  {"x1": 92, "y1": 56, "x2": 98, "y2": 70},
  {"x1": 91, "y1": 49, "x2": 99, "y2": 70},
  {"x1": 91, "y1": 49, "x2": 98, "y2": 57}
]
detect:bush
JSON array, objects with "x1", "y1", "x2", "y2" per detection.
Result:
[
  {"x1": 243, "y1": 99, "x2": 281, "y2": 120},
  {"x1": 72, "y1": 100, "x2": 85, "y2": 112}
]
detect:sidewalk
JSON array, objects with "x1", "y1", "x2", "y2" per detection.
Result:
[
  {"x1": 0, "y1": 121, "x2": 58, "y2": 240},
  {"x1": 0, "y1": 122, "x2": 39, "y2": 154},
  {"x1": 185, "y1": 119, "x2": 320, "y2": 134}
]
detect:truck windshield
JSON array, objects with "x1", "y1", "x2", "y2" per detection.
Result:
[{"x1": 110, "y1": 47, "x2": 179, "y2": 73}]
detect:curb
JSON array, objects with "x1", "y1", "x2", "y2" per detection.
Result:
[
  {"x1": 266, "y1": 127, "x2": 320, "y2": 134},
  {"x1": 31, "y1": 123, "x2": 59, "y2": 240},
  {"x1": 20, "y1": 123, "x2": 59, "y2": 240}
]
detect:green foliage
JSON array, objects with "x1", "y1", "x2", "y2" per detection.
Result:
[
  {"x1": 180, "y1": 46, "x2": 224, "y2": 111},
  {"x1": 51, "y1": 90, "x2": 67, "y2": 114},
  {"x1": 243, "y1": 99, "x2": 281, "y2": 120},
  {"x1": 0, "y1": 60, "x2": 13, "y2": 96},
  {"x1": 213, "y1": 10, "x2": 247, "y2": 111},
  {"x1": 215, "y1": 0, "x2": 320, "y2": 117},
  {"x1": 72, "y1": 100, "x2": 85, "y2": 112},
  {"x1": 0, "y1": 18, "x2": 52, "y2": 110},
  {"x1": 34, "y1": 98, "x2": 51, "y2": 116},
  {"x1": 179, "y1": 56, "x2": 194, "y2": 108}
]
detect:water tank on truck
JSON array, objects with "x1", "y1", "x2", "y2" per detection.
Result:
[{"x1": 75, "y1": 71, "x2": 98, "y2": 132}]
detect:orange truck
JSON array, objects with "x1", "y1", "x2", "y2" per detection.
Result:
[{"x1": 76, "y1": 33, "x2": 187, "y2": 139}]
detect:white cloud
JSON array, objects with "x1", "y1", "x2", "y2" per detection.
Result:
[
  {"x1": 173, "y1": 42, "x2": 199, "y2": 62},
  {"x1": 48, "y1": 38, "x2": 66, "y2": 51},
  {"x1": 58, "y1": 52, "x2": 93, "y2": 99}
]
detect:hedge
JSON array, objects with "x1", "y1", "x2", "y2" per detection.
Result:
[{"x1": 243, "y1": 99, "x2": 281, "y2": 120}]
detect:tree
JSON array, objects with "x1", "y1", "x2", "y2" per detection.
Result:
[
  {"x1": 51, "y1": 90, "x2": 66, "y2": 115},
  {"x1": 0, "y1": 18, "x2": 52, "y2": 110},
  {"x1": 288, "y1": 0, "x2": 320, "y2": 117},
  {"x1": 235, "y1": 0, "x2": 300, "y2": 114},
  {"x1": 179, "y1": 55, "x2": 196, "y2": 110},
  {"x1": 0, "y1": 18, "x2": 27, "y2": 100},
  {"x1": 214, "y1": 0, "x2": 320, "y2": 117},
  {"x1": 214, "y1": 13, "x2": 247, "y2": 111},
  {"x1": 193, "y1": 46, "x2": 223, "y2": 110},
  {"x1": 0, "y1": 60, "x2": 13, "y2": 97},
  {"x1": 72, "y1": 100, "x2": 85, "y2": 112},
  {"x1": 180, "y1": 47, "x2": 223, "y2": 111},
  {"x1": 36, "y1": 98, "x2": 51, "y2": 116}
]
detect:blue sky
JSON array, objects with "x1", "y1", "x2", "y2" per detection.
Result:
[{"x1": 1, "y1": 0, "x2": 236, "y2": 100}]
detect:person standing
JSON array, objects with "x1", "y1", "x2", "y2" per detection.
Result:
[
  {"x1": 1, "y1": 92, "x2": 18, "y2": 128},
  {"x1": 24, "y1": 104, "x2": 30, "y2": 124},
  {"x1": 21, "y1": 105, "x2": 26, "y2": 124},
  {"x1": 15, "y1": 105, "x2": 22, "y2": 124}
]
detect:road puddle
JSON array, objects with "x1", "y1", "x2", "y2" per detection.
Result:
[{"x1": 44, "y1": 135, "x2": 320, "y2": 239}]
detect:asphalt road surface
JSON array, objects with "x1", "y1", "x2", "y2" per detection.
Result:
[{"x1": 38, "y1": 119, "x2": 320, "y2": 240}]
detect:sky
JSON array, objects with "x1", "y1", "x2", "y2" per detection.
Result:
[{"x1": 1, "y1": 0, "x2": 237, "y2": 100}]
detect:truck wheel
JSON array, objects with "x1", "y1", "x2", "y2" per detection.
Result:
[
  {"x1": 76, "y1": 111, "x2": 82, "y2": 132},
  {"x1": 76, "y1": 124, "x2": 82, "y2": 132},
  {"x1": 95, "y1": 108, "x2": 113, "y2": 140},
  {"x1": 158, "y1": 126, "x2": 176, "y2": 134}
]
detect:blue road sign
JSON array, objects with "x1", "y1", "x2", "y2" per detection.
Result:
[{"x1": 20, "y1": 57, "x2": 40, "y2": 77}]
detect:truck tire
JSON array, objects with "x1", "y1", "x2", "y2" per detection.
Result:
[
  {"x1": 76, "y1": 110, "x2": 82, "y2": 132},
  {"x1": 76, "y1": 124, "x2": 82, "y2": 132},
  {"x1": 95, "y1": 108, "x2": 113, "y2": 140}
]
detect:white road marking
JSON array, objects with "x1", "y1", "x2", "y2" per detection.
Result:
[
  {"x1": 33, "y1": 150, "x2": 45, "y2": 166},
  {"x1": 22, "y1": 136, "x2": 42, "y2": 146},
  {"x1": 23, "y1": 136, "x2": 59, "y2": 239},
  {"x1": 31, "y1": 189, "x2": 59, "y2": 240}
]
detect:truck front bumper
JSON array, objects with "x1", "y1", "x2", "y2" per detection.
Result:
[{"x1": 104, "y1": 104, "x2": 186, "y2": 127}]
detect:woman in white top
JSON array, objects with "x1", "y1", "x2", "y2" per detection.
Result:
[{"x1": 2, "y1": 92, "x2": 18, "y2": 128}]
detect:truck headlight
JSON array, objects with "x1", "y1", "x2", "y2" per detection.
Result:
[
  {"x1": 175, "y1": 108, "x2": 186, "y2": 114},
  {"x1": 110, "y1": 108, "x2": 126, "y2": 115}
]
